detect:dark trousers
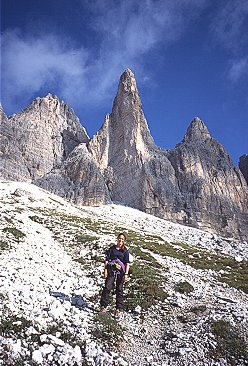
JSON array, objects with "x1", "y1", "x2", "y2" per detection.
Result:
[{"x1": 100, "y1": 274, "x2": 125, "y2": 309}]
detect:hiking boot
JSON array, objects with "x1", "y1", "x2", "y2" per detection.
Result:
[
  {"x1": 100, "y1": 307, "x2": 108, "y2": 313},
  {"x1": 114, "y1": 309, "x2": 122, "y2": 318}
]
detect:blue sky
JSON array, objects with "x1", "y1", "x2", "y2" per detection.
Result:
[{"x1": 1, "y1": 0, "x2": 248, "y2": 165}]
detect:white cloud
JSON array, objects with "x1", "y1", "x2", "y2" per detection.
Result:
[
  {"x1": 210, "y1": 0, "x2": 248, "y2": 82},
  {"x1": 1, "y1": 0, "x2": 208, "y2": 115},
  {"x1": 1, "y1": 29, "x2": 89, "y2": 112},
  {"x1": 229, "y1": 58, "x2": 248, "y2": 82}
]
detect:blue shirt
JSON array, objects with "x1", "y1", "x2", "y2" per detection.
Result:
[{"x1": 105, "y1": 245, "x2": 130, "y2": 265}]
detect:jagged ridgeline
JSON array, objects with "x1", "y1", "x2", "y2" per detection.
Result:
[{"x1": 0, "y1": 69, "x2": 248, "y2": 240}]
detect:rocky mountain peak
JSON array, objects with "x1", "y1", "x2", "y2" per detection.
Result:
[
  {"x1": 117, "y1": 68, "x2": 138, "y2": 96},
  {"x1": 89, "y1": 69, "x2": 155, "y2": 173},
  {"x1": 0, "y1": 94, "x2": 89, "y2": 182},
  {"x1": 112, "y1": 69, "x2": 154, "y2": 150},
  {"x1": 183, "y1": 117, "x2": 211, "y2": 143},
  {"x1": 0, "y1": 103, "x2": 7, "y2": 119}
]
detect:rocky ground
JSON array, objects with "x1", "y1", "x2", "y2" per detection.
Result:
[{"x1": 0, "y1": 181, "x2": 247, "y2": 365}]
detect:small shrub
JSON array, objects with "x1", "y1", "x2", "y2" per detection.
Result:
[
  {"x1": 210, "y1": 319, "x2": 248, "y2": 365},
  {"x1": 190, "y1": 304, "x2": 207, "y2": 313},
  {"x1": 2, "y1": 227, "x2": 26, "y2": 242},
  {"x1": 0, "y1": 240, "x2": 10, "y2": 251},
  {"x1": 29, "y1": 215, "x2": 44, "y2": 224},
  {"x1": 174, "y1": 281, "x2": 194, "y2": 294}
]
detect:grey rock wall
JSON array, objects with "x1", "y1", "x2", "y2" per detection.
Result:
[
  {"x1": 166, "y1": 119, "x2": 248, "y2": 240},
  {"x1": 89, "y1": 69, "x2": 248, "y2": 240},
  {"x1": 1, "y1": 70, "x2": 248, "y2": 240},
  {"x1": 0, "y1": 95, "x2": 89, "y2": 181},
  {"x1": 35, "y1": 144, "x2": 111, "y2": 206},
  {"x1": 239, "y1": 154, "x2": 248, "y2": 185}
]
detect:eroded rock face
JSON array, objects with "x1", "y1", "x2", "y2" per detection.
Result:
[
  {"x1": 239, "y1": 154, "x2": 248, "y2": 185},
  {"x1": 35, "y1": 144, "x2": 111, "y2": 206},
  {"x1": 89, "y1": 70, "x2": 248, "y2": 240},
  {"x1": 166, "y1": 119, "x2": 248, "y2": 239},
  {"x1": 0, "y1": 95, "x2": 89, "y2": 181},
  {"x1": 0, "y1": 96, "x2": 110, "y2": 205},
  {"x1": 0, "y1": 104, "x2": 32, "y2": 181},
  {"x1": 1, "y1": 71, "x2": 248, "y2": 239}
]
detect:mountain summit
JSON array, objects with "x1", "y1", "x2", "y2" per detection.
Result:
[
  {"x1": 0, "y1": 70, "x2": 248, "y2": 240},
  {"x1": 183, "y1": 117, "x2": 211, "y2": 142}
]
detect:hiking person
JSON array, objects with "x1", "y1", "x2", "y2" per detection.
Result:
[{"x1": 100, "y1": 233, "x2": 130, "y2": 317}]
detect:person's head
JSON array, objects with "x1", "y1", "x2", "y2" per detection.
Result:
[{"x1": 116, "y1": 233, "x2": 126, "y2": 251}]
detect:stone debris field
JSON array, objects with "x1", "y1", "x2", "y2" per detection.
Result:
[{"x1": 0, "y1": 181, "x2": 247, "y2": 365}]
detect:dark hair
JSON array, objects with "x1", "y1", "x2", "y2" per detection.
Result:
[
  {"x1": 117, "y1": 233, "x2": 127, "y2": 252},
  {"x1": 117, "y1": 233, "x2": 126, "y2": 240}
]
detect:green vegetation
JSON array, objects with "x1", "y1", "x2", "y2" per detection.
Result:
[
  {"x1": 46, "y1": 321, "x2": 85, "y2": 348},
  {"x1": 126, "y1": 261, "x2": 167, "y2": 311},
  {"x1": 190, "y1": 304, "x2": 207, "y2": 314},
  {"x1": 74, "y1": 234, "x2": 98, "y2": 245},
  {"x1": 174, "y1": 281, "x2": 194, "y2": 294},
  {"x1": 210, "y1": 319, "x2": 248, "y2": 365},
  {"x1": 29, "y1": 215, "x2": 44, "y2": 224},
  {"x1": 0, "y1": 240, "x2": 10, "y2": 251},
  {"x1": 127, "y1": 234, "x2": 248, "y2": 294},
  {"x1": 27, "y1": 208, "x2": 248, "y2": 294},
  {"x1": 0, "y1": 308, "x2": 32, "y2": 337},
  {"x1": 93, "y1": 313, "x2": 122, "y2": 347},
  {"x1": 2, "y1": 227, "x2": 26, "y2": 242}
]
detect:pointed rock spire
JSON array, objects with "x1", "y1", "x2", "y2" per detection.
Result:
[
  {"x1": 183, "y1": 117, "x2": 211, "y2": 143},
  {"x1": 89, "y1": 69, "x2": 155, "y2": 173},
  {"x1": 111, "y1": 68, "x2": 154, "y2": 150},
  {"x1": 0, "y1": 103, "x2": 7, "y2": 121},
  {"x1": 117, "y1": 68, "x2": 138, "y2": 96}
]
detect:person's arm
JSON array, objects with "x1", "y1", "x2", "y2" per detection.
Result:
[
  {"x1": 104, "y1": 260, "x2": 108, "y2": 278},
  {"x1": 103, "y1": 247, "x2": 111, "y2": 278},
  {"x1": 124, "y1": 263, "x2": 130, "y2": 282}
]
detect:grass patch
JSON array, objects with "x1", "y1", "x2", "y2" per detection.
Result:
[
  {"x1": 2, "y1": 227, "x2": 26, "y2": 242},
  {"x1": 0, "y1": 308, "x2": 32, "y2": 337},
  {"x1": 190, "y1": 304, "x2": 207, "y2": 314},
  {"x1": 125, "y1": 262, "x2": 167, "y2": 311},
  {"x1": 0, "y1": 240, "x2": 10, "y2": 251},
  {"x1": 174, "y1": 281, "x2": 194, "y2": 294},
  {"x1": 29, "y1": 215, "x2": 44, "y2": 224},
  {"x1": 74, "y1": 234, "x2": 98, "y2": 245},
  {"x1": 27, "y1": 209, "x2": 248, "y2": 294},
  {"x1": 46, "y1": 321, "x2": 85, "y2": 348},
  {"x1": 134, "y1": 237, "x2": 248, "y2": 294},
  {"x1": 210, "y1": 319, "x2": 248, "y2": 365},
  {"x1": 73, "y1": 256, "x2": 93, "y2": 271},
  {"x1": 93, "y1": 313, "x2": 122, "y2": 347}
]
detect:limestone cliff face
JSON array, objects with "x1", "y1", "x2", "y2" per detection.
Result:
[
  {"x1": 166, "y1": 118, "x2": 248, "y2": 239},
  {"x1": 0, "y1": 96, "x2": 110, "y2": 205},
  {"x1": 0, "y1": 94, "x2": 89, "y2": 181},
  {"x1": 35, "y1": 144, "x2": 111, "y2": 205},
  {"x1": 239, "y1": 155, "x2": 248, "y2": 185},
  {"x1": 89, "y1": 68, "x2": 163, "y2": 209},
  {"x1": 1, "y1": 71, "x2": 248, "y2": 240},
  {"x1": 0, "y1": 104, "x2": 32, "y2": 181},
  {"x1": 89, "y1": 70, "x2": 248, "y2": 240}
]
